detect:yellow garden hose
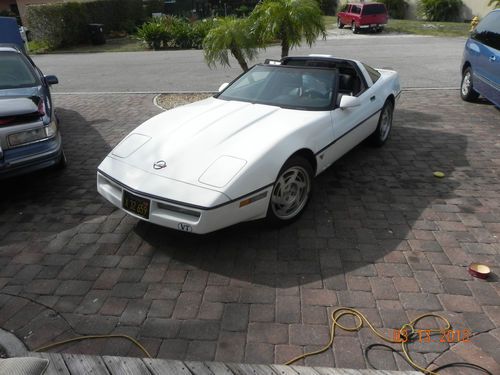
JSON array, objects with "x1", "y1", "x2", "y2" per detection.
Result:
[
  {"x1": 34, "y1": 334, "x2": 152, "y2": 358},
  {"x1": 285, "y1": 307, "x2": 459, "y2": 375}
]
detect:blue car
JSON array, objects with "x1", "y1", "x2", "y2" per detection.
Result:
[
  {"x1": 460, "y1": 9, "x2": 500, "y2": 107},
  {"x1": 0, "y1": 44, "x2": 65, "y2": 178}
]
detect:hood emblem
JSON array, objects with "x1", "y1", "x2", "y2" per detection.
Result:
[{"x1": 153, "y1": 160, "x2": 167, "y2": 170}]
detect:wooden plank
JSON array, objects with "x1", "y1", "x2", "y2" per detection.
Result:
[
  {"x1": 226, "y1": 363, "x2": 279, "y2": 375},
  {"x1": 29, "y1": 352, "x2": 70, "y2": 375},
  {"x1": 184, "y1": 360, "x2": 215, "y2": 375},
  {"x1": 288, "y1": 365, "x2": 321, "y2": 375},
  {"x1": 102, "y1": 356, "x2": 152, "y2": 375},
  {"x1": 63, "y1": 353, "x2": 111, "y2": 375},
  {"x1": 143, "y1": 358, "x2": 192, "y2": 375},
  {"x1": 204, "y1": 361, "x2": 235, "y2": 375},
  {"x1": 313, "y1": 369, "x2": 421, "y2": 375},
  {"x1": 270, "y1": 364, "x2": 299, "y2": 375}
]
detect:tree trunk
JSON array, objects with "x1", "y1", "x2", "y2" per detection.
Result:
[
  {"x1": 231, "y1": 46, "x2": 249, "y2": 72},
  {"x1": 281, "y1": 37, "x2": 289, "y2": 58}
]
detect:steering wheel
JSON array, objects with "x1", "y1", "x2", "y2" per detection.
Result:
[{"x1": 303, "y1": 89, "x2": 327, "y2": 99}]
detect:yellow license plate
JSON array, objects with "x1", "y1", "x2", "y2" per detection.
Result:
[{"x1": 123, "y1": 190, "x2": 150, "y2": 219}]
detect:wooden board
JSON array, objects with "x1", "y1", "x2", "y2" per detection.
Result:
[
  {"x1": 227, "y1": 363, "x2": 279, "y2": 375},
  {"x1": 143, "y1": 358, "x2": 192, "y2": 375},
  {"x1": 184, "y1": 360, "x2": 215, "y2": 375},
  {"x1": 102, "y1": 356, "x2": 152, "y2": 375},
  {"x1": 204, "y1": 361, "x2": 235, "y2": 375},
  {"x1": 30, "y1": 352, "x2": 71, "y2": 375},
  {"x1": 63, "y1": 353, "x2": 110, "y2": 375}
]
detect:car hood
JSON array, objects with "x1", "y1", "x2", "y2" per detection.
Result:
[{"x1": 105, "y1": 97, "x2": 324, "y2": 191}]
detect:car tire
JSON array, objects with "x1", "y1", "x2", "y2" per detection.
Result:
[
  {"x1": 56, "y1": 149, "x2": 67, "y2": 170},
  {"x1": 351, "y1": 22, "x2": 359, "y2": 34},
  {"x1": 267, "y1": 155, "x2": 313, "y2": 224},
  {"x1": 461, "y1": 67, "x2": 479, "y2": 102},
  {"x1": 337, "y1": 18, "x2": 344, "y2": 29},
  {"x1": 371, "y1": 99, "x2": 393, "y2": 147}
]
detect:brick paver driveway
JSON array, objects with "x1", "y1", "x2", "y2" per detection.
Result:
[{"x1": 1, "y1": 91, "x2": 499, "y2": 373}]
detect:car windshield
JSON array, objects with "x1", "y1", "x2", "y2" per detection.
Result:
[
  {"x1": 218, "y1": 65, "x2": 336, "y2": 110},
  {"x1": 0, "y1": 51, "x2": 39, "y2": 89},
  {"x1": 362, "y1": 4, "x2": 386, "y2": 15}
]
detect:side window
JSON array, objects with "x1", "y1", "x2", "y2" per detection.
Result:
[
  {"x1": 362, "y1": 63, "x2": 381, "y2": 84},
  {"x1": 472, "y1": 12, "x2": 500, "y2": 50}
]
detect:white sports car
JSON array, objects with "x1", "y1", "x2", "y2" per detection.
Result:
[{"x1": 97, "y1": 55, "x2": 401, "y2": 234}]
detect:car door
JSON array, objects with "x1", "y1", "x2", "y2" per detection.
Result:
[
  {"x1": 470, "y1": 11, "x2": 500, "y2": 105},
  {"x1": 318, "y1": 75, "x2": 382, "y2": 171},
  {"x1": 339, "y1": 4, "x2": 350, "y2": 25}
]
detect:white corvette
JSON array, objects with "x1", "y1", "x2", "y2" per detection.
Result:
[{"x1": 97, "y1": 55, "x2": 401, "y2": 234}]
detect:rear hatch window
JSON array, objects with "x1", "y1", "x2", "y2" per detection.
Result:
[
  {"x1": 0, "y1": 51, "x2": 39, "y2": 90},
  {"x1": 362, "y1": 4, "x2": 387, "y2": 15}
]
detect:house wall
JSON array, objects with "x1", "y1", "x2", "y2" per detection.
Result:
[
  {"x1": 405, "y1": 0, "x2": 494, "y2": 21},
  {"x1": 0, "y1": 0, "x2": 16, "y2": 13}
]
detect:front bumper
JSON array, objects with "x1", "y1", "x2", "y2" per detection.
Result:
[
  {"x1": 97, "y1": 170, "x2": 271, "y2": 234},
  {"x1": 0, "y1": 133, "x2": 62, "y2": 178}
]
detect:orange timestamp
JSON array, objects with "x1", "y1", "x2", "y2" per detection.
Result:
[{"x1": 393, "y1": 328, "x2": 471, "y2": 344}]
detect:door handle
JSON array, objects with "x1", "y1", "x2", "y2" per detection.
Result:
[
  {"x1": 370, "y1": 96, "x2": 376, "y2": 102},
  {"x1": 489, "y1": 55, "x2": 497, "y2": 62}
]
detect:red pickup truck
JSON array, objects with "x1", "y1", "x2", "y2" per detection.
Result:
[{"x1": 337, "y1": 2, "x2": 389, "y2": 33}]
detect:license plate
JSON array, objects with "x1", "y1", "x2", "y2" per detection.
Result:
[
  {"x1": 371, "y1": 24, "x2": 377, "y2": 27},
  {"x1": 123, "y1": 190, "x2": 150, "y2": 219}
]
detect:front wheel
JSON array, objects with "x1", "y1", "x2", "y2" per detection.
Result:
[
  {"x1": 267, "y1": 156, "x2": 313, "y2": 224},
  {"x1": 461, "y1": 67, "x2": 479, "y2": 102},
  {"x1": 337, "y1": 18, "x2": 344, "y2": 29},
  {"x1": 371, "y1": 100, "x2": 393, "y2": 147}
]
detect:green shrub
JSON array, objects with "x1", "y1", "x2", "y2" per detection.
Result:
[
  {"x1": 190, "y1": 19, "x2": 217, "y2": 49},
  {"x1": 317, "y1": 0, "x2": 338, "y2": 16},
  {"x1": 25, "y1": 0, "x2": 143, "y2": 49},
  {"x1": 136, "y1": 16, "x2": 215, "y2": 50},
  {"x1": 137, "y1": 18, "x2": 167, "y2": 50},
  {"x1": 380, "y1": 0, "x2": 408, "y2": 19},
  {"x1": 418, "y1": 0, "x2": 463, "y2": 21},
  {"x1": 168, "y1": 17, "x2": 192, "y2": 48}
]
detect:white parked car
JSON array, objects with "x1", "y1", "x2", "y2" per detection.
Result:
[{"x1": 97, "y1": 55, "x2": 401, "y2": 234}]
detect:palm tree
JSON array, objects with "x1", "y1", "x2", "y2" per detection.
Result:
[
  {"x1": 488, "y1": 0, "x2": 500, "y2": 8},
  {"x1": 203, "y1": 17, "x2": 260, "y2": 72},
  {"x1": 251, "y1": 0, "x2": 327, "y2": 58}
]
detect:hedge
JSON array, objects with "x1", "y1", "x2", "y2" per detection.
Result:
[{"x1": 26, "y1": 0, "x2": 143, "y2": 48}]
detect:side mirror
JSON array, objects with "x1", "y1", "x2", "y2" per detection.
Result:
[
  {"x1": 218, "y1": 82, "x2": 229, "y2": 92},
  {"x1": 45, "y1": 75, "x2": 59, "y2": 85},
  {"x1": 339, "y1": 95, "x2": 360, "y2": 109}
]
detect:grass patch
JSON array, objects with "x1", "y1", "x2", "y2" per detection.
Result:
[
  {"x1": 385, "y1": 18, "x2": 470, "y2": 37},
  {"x1": 323, "y1": 16, "x2": 470, "y2": 37},
  {"x1": 29, "y1": 35, "x2": 147, "y2": 54},
  {"x1": 323, "y1": 15, "x2": 337, "y2": 30}
]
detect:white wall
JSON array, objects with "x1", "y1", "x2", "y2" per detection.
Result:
[{"x1": 405, "y1": 0, "x2": 495, "y2": 21}]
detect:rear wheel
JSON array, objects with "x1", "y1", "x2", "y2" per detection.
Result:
[
  {"x1": 371, "y1": 100, "x2": 393, "y2": 147},
  {"x1": 461, "y1": 67, "x2": 479, "y2": 102},
  {"x1": 267, "y1": 156, "x2": 313, "y2": 224},
  {"x1": 337, "y1": 17, "x2": 344, "y2": 29},
  {"x1": 351, "y1": 22, "x2": 359, "y2": 34}
]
